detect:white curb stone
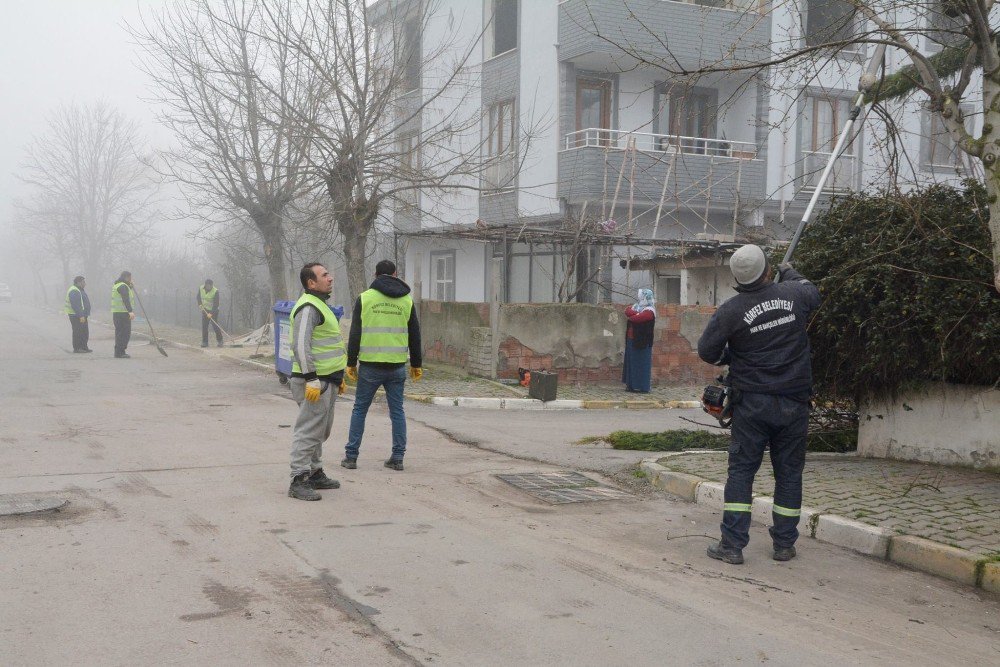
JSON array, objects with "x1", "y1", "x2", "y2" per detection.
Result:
[
  {"x1": 502, "y1": 398, "x2": 547, "y2": 410},
  {"x1": 814, "y1": 514, "x2": 891, "y2": 558},
  {"x1": 455, "y1": 397, "x2": 504, "y2": 409},
  {"x1": 695, "y1": 481, "x2": 725, "y2": 510},
  {"x1": 751, "y1": 497, "x2": 774, "y2": 526},
  {"x1": 431, "y1": 397, "x2": 459, "y2": 407},
  {"x1": 542, "y1": 400, "x2": 584, "y2": 409}
]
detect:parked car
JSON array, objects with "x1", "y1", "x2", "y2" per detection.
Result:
[{"x1": 0, "y1": 283, "x2": 11, "y2": 303}]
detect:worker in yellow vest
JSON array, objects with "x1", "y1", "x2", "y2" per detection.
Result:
[
  {"x1": 196, "y1": 278, "x2": 223, "y2": 347},
  {"x1": 287, "y1": 263, "x2": 347, "y2": 501},
  {"x1": 64, "y1": 275, "x2": 92, "y2": 353},
  {"x1": 110, "y1": 271, "x2": 136, "y2": 358},
  {"x1": 341, "y1": 260, "x2": 422, "y2": 472}
]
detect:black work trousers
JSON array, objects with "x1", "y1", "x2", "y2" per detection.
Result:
[
  {"x1": 201, "y1": 312, "x2": 223, "y2": 345},
  {"x1": 721, "y1": 391, "x2": 810, "y2": 550},
  {"x1": 69, "y1": 315, "x2": 89, "y2": 351},
  {"x1": 113, "y1": 312, "x2": 132, "y2": 356}
]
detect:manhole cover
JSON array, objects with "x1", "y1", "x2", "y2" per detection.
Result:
[
  {"x1": 496, "y1": 472, "x2": 630, "y2": 504},
  {"x1": 0, "y1": 495, "x2": 68, "y2": 517}
]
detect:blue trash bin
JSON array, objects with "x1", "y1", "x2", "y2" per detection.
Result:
[
  {"x1": 273, "y1": 300, "x2": 345, "y2": 385},
  {"x1": 273, "y1": 300, "x2": 295, "y2": 384}
]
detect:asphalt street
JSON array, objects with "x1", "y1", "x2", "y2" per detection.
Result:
[{"x1": 1, "y1": 303, "x2": 998, "y2": 666}]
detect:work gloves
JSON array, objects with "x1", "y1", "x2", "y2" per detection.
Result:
[
  {"x1": 79, "y1": 317, "x2": 86, "y2": 323},
  {"x1": 338, "y1": 380, "x2": 346, "y2": 396},
  {"x1": 128, "y1": 312, "x2": 136, "y2": 321},
  {"x1": 409, "y1": 367, "x2": 423, "y2": 382},
  {"x1": 304, "y1": 379, "x2": 322, "y2": 403},
  {"x1": 345, "y1": 366, "x2": 358, "y2": 382},
  {"x1": 206, "y1": 312, "x2": 213, "y2": 319}
]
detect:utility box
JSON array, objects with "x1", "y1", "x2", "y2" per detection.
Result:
[{"x1": 528, "y1": 370, "x2": 558, "y2": 402}]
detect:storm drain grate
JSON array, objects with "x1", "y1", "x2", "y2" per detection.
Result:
[{"x1": 496, "y1": 472, "x2": 631, "y2": 504}]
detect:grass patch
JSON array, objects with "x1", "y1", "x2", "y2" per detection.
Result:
[{"x1": 600, "y1": 428, "x2": 858, "y2": 453}]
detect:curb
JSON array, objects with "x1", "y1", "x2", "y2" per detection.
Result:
[
  {"x1": 640, "y1": 455, "x2": 1000, "y2": 593},
  {"x1": 142, "y1": 329, "x2": 702, "y2": 411}
]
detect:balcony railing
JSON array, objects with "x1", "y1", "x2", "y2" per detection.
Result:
[
  {"x1": 564, "y1": 128, "x2": 758, "y2": 160},
  {"x1": 801, "y1": 151, "x2": 857, "y2": 192}
]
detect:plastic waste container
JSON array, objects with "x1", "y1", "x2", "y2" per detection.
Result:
[{"x1": 273, "y1": 300, "x2": 345, "y2": 385}]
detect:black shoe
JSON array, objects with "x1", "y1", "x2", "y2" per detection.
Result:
[
  {"x1": 341, "y1": 457, "x2": 357, "y2": 469},
  {"x1": 73, "y1": 349, "x2": 85, "y2": 353},
  {"x1": 384, "y1": 458, "x2": 404, "y2": 471},
  {"x1": 773, "y1": 545, "x2": 797, "y2": 561},
  {"x1": 82, "y1": 348, "x2": 93, "y2": 353},
  {"x1": 308, "y1": 468, "x2": 340, "y2": 490},
  {"x1": 707, "y1": 541, "x2": 744, "y2": 565},
  {"x1": 115, "y1": 353, "x2": 131, "y2": 359},
  {"x1": 288, "y1": 472, "x2": 321, "y2": 501},
  {"x1": 201, "y1": 343, "x2": 208, "y2": 348}
]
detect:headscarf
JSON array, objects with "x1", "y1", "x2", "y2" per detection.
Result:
[{"x1": 633, "y1": 288, "x2": 655, "y2": 313}]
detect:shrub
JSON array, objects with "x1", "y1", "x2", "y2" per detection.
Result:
[{"x1": 793, "y1": 181, "x2": 1000, "y2": 399}]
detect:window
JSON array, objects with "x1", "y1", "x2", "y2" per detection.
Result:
[
  {"x1": 802, "y1": 93, "x2": 856, "y2": 191},
  {"x1": 655, "y1": 86, "x2": 718, "y2": 153},
  {"x1": 576, "y1": 78, "x2": 612, "y2": 146},
  {"x1": 922, "y1": 106, "x2": 973, "y2": 171},
  {"x1": 485, "y1": 99, "x2": 515, "y2": 189},
  {"x1": 805, "y1": 0, "x2": 857, "y2": 47},
  {"x1": 430, "y1": 251, "x2": 455, "y2": 301},
  {"x1": 486, "y1": 0, "x2": 518, "y2": 57},
  {"x1": 656, "y1": 275, "x2": 681, "y2": 305},
  {"x1": 925, "y1": 0, "x2": 965, "y2": 53},
  {"x1": 398, "y1": 16, "x2": 421, "y2": 92}
]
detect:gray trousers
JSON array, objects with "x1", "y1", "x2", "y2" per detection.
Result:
[{"x1": 290, "y1": 378, "x2": 337, "y2": 477}]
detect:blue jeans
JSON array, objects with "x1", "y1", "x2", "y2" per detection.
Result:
[{"x1": 345, "y1": 364, "x2": 407, "y2": 460}]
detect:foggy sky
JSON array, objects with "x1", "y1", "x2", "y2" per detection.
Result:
[{"x1": 0, "y1": 0, "x2": 179, "y2": 238}]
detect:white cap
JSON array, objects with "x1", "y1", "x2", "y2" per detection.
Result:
[{"x1": 729, "y1": 244, "x2": 767, "y2": 285}]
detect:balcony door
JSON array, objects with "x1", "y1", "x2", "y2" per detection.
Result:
[
  {"x1": 576, "y1": 79, "x2": 611, "y2": 147},
  {"x1": 657, "y1": 86, "x2": 718, "y2": 154}
]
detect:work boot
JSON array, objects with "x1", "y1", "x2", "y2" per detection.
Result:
[
  {"x1": 308, "y1": 468, "x2": 340, "y2": 490},
  {"x1": 707, "y1": 541, "x2": 744, "y2": 565},
  {"x1": 384, "y1": 458, "x2": 404, "y2": 471},
  {"x1": 773, "y1": 545, "x2": 797, "y2": 562},
  {"x1": 340, "y1": 457, "x2": 357, "y2": 469},
  {"x1": 288, "y1": 472, "x2": 321, "y2": 501}
]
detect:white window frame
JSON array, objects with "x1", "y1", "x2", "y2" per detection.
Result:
[
  {"x1": 430, "y1": 250, "x2": 456, "y2": 302},
  {"x1": 485, "y1": 99, "x2": 516, "y2": 190},
  {"x1": 484, "y1": 0, "x2": 518, "y2": 59}
]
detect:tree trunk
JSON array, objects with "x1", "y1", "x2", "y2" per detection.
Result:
[
  {"x1": 986, "y1": 167, "x2": 1000, "y2": 293},
  {"x1": 341, "y1": 220, "x2": 370, "y2": 304},
  {"x1": 256, "y1": 215, "x2": 289, "y2": 301}
]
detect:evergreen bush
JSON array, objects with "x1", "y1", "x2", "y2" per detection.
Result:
[{"x1": 793, "y1": 181, "x2": 1000, "y2": 399}]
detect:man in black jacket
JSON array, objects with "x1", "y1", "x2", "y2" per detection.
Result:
[
  {"x1": 697, "y1": 244, "x2": 821, "y2": 565},
  {"x1": 341, "y1": 260, "x2": 422, "y2": 471}
]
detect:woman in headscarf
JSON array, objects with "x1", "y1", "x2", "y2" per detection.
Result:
[{"x1": 623, "y1": 288, "x2": 656, "y2": 393}]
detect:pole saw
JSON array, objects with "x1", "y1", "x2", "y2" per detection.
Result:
[{"x1": 701, "y1": 44, "x2": 887, "y2": 427}]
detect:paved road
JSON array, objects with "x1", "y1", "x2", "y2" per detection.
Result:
[{"x1": 1, "y1": 303, "x2": 998, "y2": 666}]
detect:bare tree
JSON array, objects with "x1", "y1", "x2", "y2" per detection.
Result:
[
  {"x1": 260, "y1": 0, "x2": 538, "y2": 300},
  {"x1": 135, "y1": 0, "x2": 321, "y2": 300},
  {"x1": 17, "y1": 103, "x2": 156, "y2": 290},
  {"x1": 571, "y1": 0, "x2": 1000, "y2": 291}
]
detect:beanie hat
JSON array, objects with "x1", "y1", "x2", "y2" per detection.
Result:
[{"x1": 729, "y1": 244, "x2": 767, "y2": 285}]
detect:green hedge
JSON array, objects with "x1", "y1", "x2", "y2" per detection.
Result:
[{"x1": 793, "y1": 181, "x2": 1000, "y2": 399}]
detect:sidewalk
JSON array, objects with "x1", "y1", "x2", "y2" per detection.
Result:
[
  {"x1": 144, "y1": 318, "x2": 702, "y2": 407},
  {"x1": 642, "y1": 451, "x2": 1000, "y2": 593}
]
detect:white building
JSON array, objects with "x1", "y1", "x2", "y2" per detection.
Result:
[{"x1": 380, "y1": 0, "x2": 981, "y2": 306}]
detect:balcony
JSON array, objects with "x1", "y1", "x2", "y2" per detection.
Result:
[
  {"x1": 558, "y1": 0, "x2": 771, "y2": 72},
  {"x1": 800, "y1": 151, "x2": 857, "y2": 193},
  {"x1": 559, "y1": 128, "x2": 765, "y2": 207}
]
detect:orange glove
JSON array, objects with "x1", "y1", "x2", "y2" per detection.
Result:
[
  {"x1": 206, "y1": 312, "x2": 213, "y2": 319},
  {"x1": 345, "y1": 366, "x2": 358, "y2": 382},
  {"x1": 409, "y1": 367, "x2": 423, "y2": 382},
  {"x1": 79, "y1": 317, "x2": 86, "y2": 323},
  {"x1": 304, "y1": 379, "x2": 322, "y2": 402},
  {"x1": 338, "y1": 380, "x2": 346, "y2": 396}
]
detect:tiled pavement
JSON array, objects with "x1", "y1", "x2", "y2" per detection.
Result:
[{"x1": 660, "y1": 452, "x2": 1000, "y2": 556}]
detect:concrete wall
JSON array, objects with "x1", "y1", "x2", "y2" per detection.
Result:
[
  {"x1": 417, "y1": 300, "x2": 491, "y2": 368},
  {"x1": 417, "y1": 299, "x2": 718, "y2": 385},
  {"x1": 859, "y1": 383, "x2": 1000, "y2": 469}
]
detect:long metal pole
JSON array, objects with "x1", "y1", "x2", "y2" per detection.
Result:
[{"x1": 782, "y1": 44, "x2": 887, "y2": 265}]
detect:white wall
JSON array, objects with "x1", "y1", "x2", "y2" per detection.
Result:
[
  {"x1": 403, "y1": 237, "x2": 488, "y2": 302},
  {"x1": 860, "y1": 383, "x2": 1000, "y2": 469},
  {"x1": 516, "y1": 0, "x2": 561, "y2": 218}
]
